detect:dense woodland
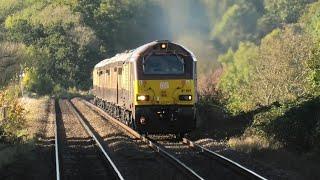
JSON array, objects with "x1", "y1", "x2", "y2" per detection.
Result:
[{"x1": 0, "y1": 0, "x2": 319, "y2": 151}]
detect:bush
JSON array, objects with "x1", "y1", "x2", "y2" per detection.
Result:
[
  {"x1": 0, "y1": 84, "x2": 27, "y2": 143},
  {"x1": 249, "y1": 98, "x2": 320, "y2": 151},
  {"x1": 249, "y1": 105, "x2": 287, "y2": 138},
  {"x1": 313, "y1": 121, "x2": 320, "y2": 150},
  {"x1": 22, "y1": 68, "x2": 53, "y2": 95}
]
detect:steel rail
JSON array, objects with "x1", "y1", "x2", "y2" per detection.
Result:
[
  {"x1": 80, "y1": 98, "x2": 205, "y2": 180},
  {"x1": 66, "y1": 100, "x2": 125, "y2": 180},
  {"x1": 54, "y1": 99, "x2": 61, "y2": 180},
  {"x1": 182, "y1": 138, "x2": 268, "y2": 180}
]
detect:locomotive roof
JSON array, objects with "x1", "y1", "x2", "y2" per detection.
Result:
[{"x1": 94, "y1": 40, "x2": 196, "y2": 69}]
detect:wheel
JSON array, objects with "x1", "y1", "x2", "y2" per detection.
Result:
[
  {"x1": 141, "y1": 132, "x2": 149, "y2": 137},
  {"x1": 175, "y1": 133, "x2": 185, "y2": 140},
  {"x1": 128, "y1": 114, "x2": 135, "y2": 129}
]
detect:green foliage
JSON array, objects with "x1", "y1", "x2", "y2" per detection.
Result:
[
  {"x1": 1, "y1": 0, "x2": 315, "y2": 96},
  {"x1": 0, "y1": 42, "x2": 26, "y2": 88},
  {"x1": 218, "y1": 25, "x2": 313, "y2": 114},
  {"x1": 0, "y1": 0, "x2": 38, "y2": 23},
  {"x1": 4, "y1": 1, "x2": 101, "y2": 92},
  {"x1": 299, "y1": 2, "x2": 320, "y2": 31},
  {"x1": 212, "y1": 2, "x2": 261, "y2": 50},
  {"x1": 307, "y1": 47, "x2": 320, "y2": 95},
  {"x1": 205, "y1": 0, "x2": 313, "y2": 51},
  {"x1": 264, "y1": 0, "x2": 314, "y2": 24},
  {"x1": 22, "y1": 68, "x2": 53, "y2": 95},
  {"x1": 1, "y1": 0, "x2": 161, "y2": 94},
  {"x1": 218, "y1": 42, "x2": 259, "y2": 113},
  {"x1": 300, "y1": 2, "x2": 320, "y2": 96},
  {"x1": 0, "y1": 84, "x2": 27, "y2": 143},
  {"x1": 73, "y1": 0, "x2": 158, "y2": 54},
  {"x1": 201, "y1": 0, "x2": 236, "y2": 26},
  {"x1": 210, "y1": 0, "x2": 320, "y2": 152},
  {"x1": 249, "y1": 105, "x2": 286, "y2": 138},
  {"x1": 256, "y1": 26, "x2": 312, "y2": 104},
  {"x1": 251, "y1": 98, "x2": 320, "y2": 151},
  {"x1": 0, "y1": 0, "x2": 319, "y2": 152}
]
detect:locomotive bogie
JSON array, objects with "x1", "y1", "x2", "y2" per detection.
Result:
[{"x1": 134, "y1": 105, "x2": 196, "y2": 134}]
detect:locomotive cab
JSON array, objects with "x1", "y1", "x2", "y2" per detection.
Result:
[
  {"x1": 93, "y1": 40, "x2": 197, "y2": 136},
  {"x1": 133, "y1": 41, "x2": 197, "y2": 135}
]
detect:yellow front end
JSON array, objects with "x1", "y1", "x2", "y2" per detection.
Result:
[{"x1": 134, "y1": 80, "x2": 196, "y2": 106}]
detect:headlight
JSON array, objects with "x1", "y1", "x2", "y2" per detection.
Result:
[
  {"x1": 137, "y1": 95, "x2": 149, "y2": 101},
  {"x1": 179, "y1": 95, "x2": 192, "y2": 101}
]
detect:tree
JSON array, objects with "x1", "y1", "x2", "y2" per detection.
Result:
[
  {"x1": 218, "y1": 25, "x2": 313, "y2": 113},
  {"x1": 0, "y1": 42, "x2": 26, "y2": 88},
  {"x1": 211, "y1": 2, "x2": 261, "y2": 50},
  {"x1": 264, "y1": 0, "x2": 314, "y2": 23},
  {"x1": 4, "y1": 1, "x2": 101, "y2": 91},
  {"x1": 218, "y1": 42, "x2": 259, "y2": 113},
  {"x1": 301, "y1": 2, "x2": 320, "y2": 95},
  {"x1": 252, "y1": 26, "x2": 312, "y2": 106},
  {"x1": 73, "y1": 0, "x2": 159, "y2": 55}
]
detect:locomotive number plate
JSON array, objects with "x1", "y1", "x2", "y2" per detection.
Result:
[{"x1": 160, "y1": 82, "x2": 169, "y2": 89}]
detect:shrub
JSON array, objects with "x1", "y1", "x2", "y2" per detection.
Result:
[
  {"x1": 22, "y1": 68, "x2": 53, "y2": 95},
  {"x1": 249, "y1": 98, "x2": 320, "y2": 151},
  {"x1": 313, "y1": 121, "x2": 320, "y2": 150},
  {"x1": 0, "y1": 84, "x2": 27, "y2": 143}
]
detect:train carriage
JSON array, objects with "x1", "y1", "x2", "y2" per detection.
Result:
[{"x1": 93, "y1": 40, "x2": 197, "y2": 136}]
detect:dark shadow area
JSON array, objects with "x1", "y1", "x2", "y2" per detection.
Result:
[
  {"x1": 0, "y1": 141, "x2": 56, "y2": 180},
  {"x1": 190, "y1": 101, "x2": 281, "y2": 140},
  {"x1": 193, "y1": 97, "x2": 320, "y2": 153},
  {"x1": 265, "y1": 97, "x2": 320, "y2": 152}
]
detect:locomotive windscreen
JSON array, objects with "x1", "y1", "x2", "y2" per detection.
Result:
[
  {"x1": 136, "y1": 42, "x2": 194, "y2": 80},
  {"x1": 143, "y1": 54, "x2": 185, "y2": 75}
]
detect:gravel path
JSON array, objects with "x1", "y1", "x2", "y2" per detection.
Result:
[{"x1": 72, "y1": 98, "x2": 189, "y2": 180}]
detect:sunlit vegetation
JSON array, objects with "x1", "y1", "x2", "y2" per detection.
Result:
[
  {"x1": 0, "y1": 84, "x2": 26, "y2": 143},
  {"x1": 0, "y1": 0, "x2": 319, "y2": 152},
  {"x1": 0, "y1": 42, "x2": 26, "y2": 86},
  {"x1": 211, "y1": 0, "x2": 320, "y2": 152},
  {"x1": 219, "y1": 26, "x2": 313, "y2": 113},
  {"x1": 0, "y1": 93, "x2": 49, "y2": 169}
]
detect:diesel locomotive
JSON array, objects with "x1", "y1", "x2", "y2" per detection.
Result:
[{"x1": 92, "y1": 40, "x2": 197, "y2": 136}]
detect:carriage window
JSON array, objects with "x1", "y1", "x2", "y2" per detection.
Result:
[
  {"x1": 114, "y1": 67, "x2": 117, "y2": 72},
  {"x1": 106, "y1": 69, "x2": 110, "y2": 75},
  {"x1": 143, "y1": 54, "x2": 185, "y2": 75},
  {"x1": 99, "y1": 71, "x2": 103, "y2": 75}
]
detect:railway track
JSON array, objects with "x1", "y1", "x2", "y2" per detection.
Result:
[
  {"x1": 80, "y1": 98, "x2": 268, "y2": 180},
  {"x1": 54, "y1": 99, "x2": 124, "y2": 180},
  {"x1": 182, "y1": 138, "x2": 266, "y2": 179},
  {"x1": 72, "y1": 98, "x2": 191, "y2": 179},
  {"x1": 148, "y1": 135, "x2": 267, "y2": 180}
]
